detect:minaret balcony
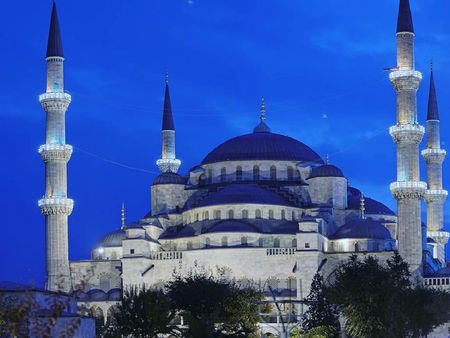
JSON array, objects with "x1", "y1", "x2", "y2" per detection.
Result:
[
  {"x1": 421, "y1": 148, "x2": 446, "y2": 163},
  {"x1": 390, "y1": 181, "x2": 427, "y2": 200},
  {"x1": 156, "y1": 158, "x2": 181, "y2": 173},
  {"x1": 424, "y1": 189, "x2": 448, "y2": 203},
  {"x1": 389, "y1": 70, "x2": 422, "y2": 91},
  {"x1": 39, "y1": 144, "x2": 73, "y2": 162},
  {"x1": 389, "y1": 124, "x2": 424, "y2": 144},
  {"x1": 39, "y1": 92, "x2": 71, "y2": 113},
  {"x1": 38, "y1": 197, "x2": 74, "y2": 215},
  {"x1": 427, "y1": 230, "x2": 450, "y2": 245}
]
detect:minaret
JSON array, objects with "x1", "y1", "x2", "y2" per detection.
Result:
[
  {"x1": 38, "y1": 2, "x2": 73, "y2": 292},
  {"x1": 421, "y1": 65, "x2": 449, "y2": 264},
  {"x1": 389, "y1": 0, "x2": 427, "y2": 274},
  {"x1": 121, "y1": 202, "x2": 126, "y2": 229},
  {"x1": 156, "y1": 74, "x2": 181, "y2": 173}
]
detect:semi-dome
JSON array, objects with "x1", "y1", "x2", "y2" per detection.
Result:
[
  {"x1": 330, "y1": 219, "x2": 393, "y2": 240},
  {"x1": 308, "y1": 164, "x2": 344, "y2": 179},
  {"x1": 347, "y1": 187, "x2": 395, "y2": 216},
  {"x1": 152, "y1": 172, "x2": 186, "y2": 186},
  {"x1": 196, "y1": 184, "x2": 290, "y2": 208},
  {"x1": 201, "y1": 131, "x2": 323, "y2": 165},
  {"x1": 97, "y1": 229, "x2": 126, "y2": 248}
]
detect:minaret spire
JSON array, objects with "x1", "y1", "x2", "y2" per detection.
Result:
[
  {"x1": 422, "y1": 65, "x2": 449, "y2": 264},
  {"x1": 397, "y1": 0, "x2": 414, "y2": 34},
  {"x1": 156, "y1": 74, "x2": 181, "y2": 173},
  {"x1": 389, "y1": 0, "x2": 426, "y2": 274},
  {"x1": 121, "y1": 202, "x2": 126, "y2": 229},
  {"x1": 46, "y1": 1, "x2": 64, "y2": 58},
  {"x1": 39, "y1": 1, "x2": 73, "y2": 292}
]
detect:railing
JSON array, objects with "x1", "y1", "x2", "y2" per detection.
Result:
[
  {"x1": 39, "y1": 92, "x2": 71, "y2": 102},
  {"x1": 266, "y1": 248, "x2": 295, "y2": 256},
  {"x1": 390, "y1": 181, "x2": 427, "y2": 190},
  {"x1": 39, "y1": 144, "x2": 73, "y2": 153},
  {"x1": 425, "y1": 190, "x2": 448, "y2": 196},
  {"x1": 149, "y1": 251, "x2": 183, "y2": 260},
  {"x1": 38, "y1": 197, "x2": 74, "y2": 208},
  {"x1": 421, "y1": 148, "x2": 446, "y2": 156},
  {"x1": 389, "y1": 124, "x2": 425, "y2": 135},
  {"x1": 389, "y1": 70, "x2": 422, "y2": 80}
]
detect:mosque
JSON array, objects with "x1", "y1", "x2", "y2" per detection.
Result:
[{"x1": 36, "y1": 0, "x2": 450, "y2": 333}]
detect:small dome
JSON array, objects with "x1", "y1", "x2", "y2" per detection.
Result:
[
  {"x1": 347, "y1": 187, "x2": 395, "y2": 216},
  {"x1": 97, "y1": 229, "x2": 126, "y2": 248},
  {"x1": 201, "y1": 132, "x2": 323, "y2": 164},
  {"x1": 308, "y1": 164, "x2": 344, "y2": 179},
  {"x1": 196, "y1": 184, "x2": 289, "y2": 208},
  {"x1": 152, "y1": 172, "x2": 186, "y2": 186},
  {"x1": 330, "y1": 219, "x2": 392, "y2": 240}
]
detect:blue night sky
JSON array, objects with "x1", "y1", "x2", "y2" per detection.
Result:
[{"x1": 1, "y1": 0, "x2": 450, "y2": 286}]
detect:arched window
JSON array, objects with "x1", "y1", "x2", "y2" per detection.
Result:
[
  {"x1": 274, "y1": 238, "x2": 280, "y2": 248},
  {"x1": 259, "y1": 237, "x2": 264, "y2": 247},
  {"x1": 199, "y1": 174, "x2": 206, "y2": 186},
  {"x1": 291, "y1": 211, "x2": 296, "y2": 221},
  {"x1": 187, "y1": 242, "x2": 193, "y2": 250},
  {"x1": 214, "y1": 210, "x2": 221, "y2": 220},
  {"x1": 270, "y1": 165, "x2": 277, "y2": 180},
  {"x1": 220, "y1": 167, "x2": 226, "y2": 183},
  {"x1": 281, "y1": 210, "x2": 286, "y2": 220},
  {"x1": 173, "y1": 243, "x2": 177, "y2": 251},
  {"x1": 354, "y1": 242, "x2": 360, "y2": 252},
  {"x1": 241, "y1": 236, "x2": 248, "y2": 246},
  {"x1": 292, "y1": 238, "x2": 297, "y2": 248},
  {"x1": 228, "y1": 210, "x2": 234, "y2": 219},
  {"x1": 253, "y1": 165, "x2": 260, "y2": 180},
  {"x1": 207, "y1": 169, "x2": 213, "y2": 184},
  {"x1": 269, "y1": 210, "x2": 274, "y2": 219},
  {"x1": 111, "y1": 251, "x2": 117, "y2": 260},
  {"x1": 205, "y1": 211, "x2": 209, "y2": 220},
  {"x1": 255, "y1": 209, "x2": 262, "y2": 219},
  {"x1": 222, "y1": 236, "x2": 228, "y2": 247},
  {"x1": 99, "y1": 275, "x2": 111, "y2": 291},
  {"x1": 205, "y1": 237, "x2": 211, "y2": 247},
  {"x1": 196, "y1": 213, "x2": 199, "y2": 221},
  {"x1": 287, "y1": 166, "x2": 294, "y2": 180},
  {"x1": 242, "y1": 209, "x2": 249, "y2": 219},
  {"x1": 236, "y1": 166, "x2": 243, "y2": 181}
]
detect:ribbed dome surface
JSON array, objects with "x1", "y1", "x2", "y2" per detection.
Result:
[
  {"x1": 152, "y1": 172, "x2": 186, "y2": 186},
  {"x1": 201, "y1": 132, "x2": 323, "y2": 164},
  {"x1": 330, "y1": 219, "x2": 392, "y2": 240},
  {"x1": 308, "y1": 164, "x2": 344, "y2": 179},
  {"x1": 197, "y1": 184, "x2": 289, "y2": 208},
  {"x1": 97, "y1": 229, "x2": 126, "y2": 247}
]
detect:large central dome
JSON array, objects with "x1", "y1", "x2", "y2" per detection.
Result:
[{"x1": 201, "y1": 131, "x2": 323, "y2": 165}]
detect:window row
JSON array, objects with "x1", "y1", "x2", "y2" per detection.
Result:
[
  {"x1": 199, "y1": 165, "x2": 299, "y2": 185},
  {"x1": 181, "y1": 237, "x2": 297, "y2": 249},
  {"x1": 187, "y1": 208, "x2": 300, "y2": 223}
]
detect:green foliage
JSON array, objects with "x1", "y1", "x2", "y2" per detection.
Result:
[
  {"x1": 166, "y1": 272, "x2": 262, "y2": 337},
  {"x1": 302, "y1": 273, "x2": 339, "y2": 334},
  {"x1": 327, "y1": 253, "x2": 450, "y2": 338},
  {"x1": 102, "y1": 286, "x2": 180, "y2": 338}
]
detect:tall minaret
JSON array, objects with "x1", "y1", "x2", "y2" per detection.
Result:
[
  {"x1": 389, "y1": 0, "x2": 427, "y2": 274},
  {"x1": 156, "y1": 74, "x2": 181, "y2": 173},
  {"x1": 422, "y1": 65, "x2": 449, "y2": 264},
  {"x1": 38, "y1": 2, "x2": 73, "y2": 292}
]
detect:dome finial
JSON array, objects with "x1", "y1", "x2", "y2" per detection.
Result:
[
  {"x1": 325, "y1": 154, "x2": 330, "y2": 165},
  {"x1": 165, "y1": 71, "x2": 169, "y2": 85},
  {"x1": 360, "y1": 194, "x2": 366, "y2": 220},
  {"x1": 260, "y1": 96, "x2": 266, "y2": 122},
  {"x1": 121, "y1": 202, "x2": 126, "y2": 229}
]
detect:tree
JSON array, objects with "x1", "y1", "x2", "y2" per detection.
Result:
[
  {"x1": 301, "y1": 272, "x2": 339, "y2": 335},
  {"x1": 102, "y1": 286, "x2": 180, "y2": 338},
  {"x1": 166, "y1": 272, "x2": 262, "y2": 337},
  {"x1": 327, "y1": 253, "x2": 450, "y2": 338}
]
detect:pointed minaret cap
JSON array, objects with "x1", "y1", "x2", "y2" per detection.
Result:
[
  {"x1": 427, "y1": 63, "x2": 439, "y2": 121},
  {"x1": 397, "y1": 0, "x2": 414, "y2": 34},
  {"x1": 46, "y1": 1, "x2": 64, "y2": 58},
  {"x1": 253, "y1": 96, "x2": 272, "y2": 133},
  {"x1": 162, "y1": 73, "x2": 175, "y2": 131}
]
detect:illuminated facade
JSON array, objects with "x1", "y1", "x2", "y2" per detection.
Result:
[{"x1": 37, "y1": 1, "x2": 449, "y2": 334}]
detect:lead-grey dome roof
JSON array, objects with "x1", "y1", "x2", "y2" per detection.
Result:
[
  {"x1": 308, "y1": 164, "x2": 344, "y2": 179},
  {"x1": 201, "y1": 131, "x2": 323, "y2": 165},
  {"x1": 330, "y1": 219, "x2": 393, "y2": 240},
  {"x1": 97, "y1": 229, "x2": 126, "y2": 247}
]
